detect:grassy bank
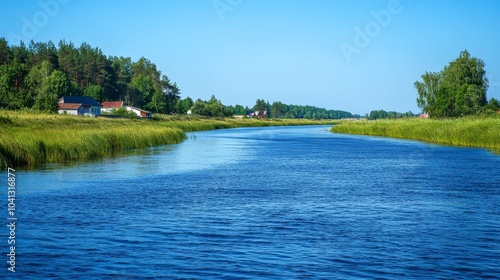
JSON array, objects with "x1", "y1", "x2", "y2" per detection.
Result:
[
  {"x1": 330, "y1": 116, "x2": 500, "y2": 151},
  {"x1": 0, "y1": 111, "x2": 337, "y2": 168}
]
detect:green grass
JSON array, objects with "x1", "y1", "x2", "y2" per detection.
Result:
[
  {"x1": 330, "y1": 116, "x2": 500, "y2": 151},
  {"x1": 0, "y1": 111, "x2": 338, "y2": 168}
]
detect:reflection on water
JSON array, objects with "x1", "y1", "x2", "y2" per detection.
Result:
[{"x1": 19, "y1": 128, "x2": 261, "y2": 193}]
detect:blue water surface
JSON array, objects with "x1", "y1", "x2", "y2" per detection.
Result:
[{"x1": 4, "y1": 125, "x2": 500, "y2": 279}]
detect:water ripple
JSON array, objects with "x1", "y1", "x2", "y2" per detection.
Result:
[{"x1": 8, "y1": 126, "x2": 500, "y2": 279}]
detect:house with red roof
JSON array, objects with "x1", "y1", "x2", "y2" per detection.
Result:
[{"x1": 101, "y1": 101, "x2": 124, "y2": 113}]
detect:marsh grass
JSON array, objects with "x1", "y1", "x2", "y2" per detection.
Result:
[
  {"x1": 330, "y1": 116, "x2": 500, "y2": 151},
  {"x1": 0, "y1": 111, "x2": 337, "y2": 168}
]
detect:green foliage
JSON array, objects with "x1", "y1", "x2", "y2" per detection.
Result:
[
  {"x1": 191, "y1": 99, "x2": 210, "y2": 116},
  {"x1": 207, "y1": 95, "x2": 226, "y2": 117},
  {"x1": 232, "y1": 104, "x2": 246, "y2": 115},
  {"x1": 191, "y1": 95, "x2": 229, "y2": 117},
  {"x1": 109, "y1": 107, "x2": 138, "y2": 119},
  {"x1": 415, "y1": 50, "x2": 489, "y2": 118},
  {"x1": 270, "y1": 101, "x2": 286, "y2": 118},
  {"x1": 485, "y1": 98, "x2": 500, "y2": 112},
  {"x1": 0, "y1": 38, "x2": 182, "y2": 114},
  {"x1": 253, "y1": 99, "x2": 268, "y2": 113},
  {"x1": 174, "y1": 97, "x2": 194, "y2": 114},
  {"x1": 367, "y1": 109, "x2": 415, "y2": 120},
  {"x1": 22, "y1": 61, "x2": 71, "y2": 112},
  {"x1": 84, "y1": 84, "x2": 102, "y2": 102},
  {"x1": 0, "y1": 60, "x2": 27, "y2": 109},
  {"x1": 129, "y1": 74, "x2": 154, "y2": 108},
  {"x1": 34, "y1": 70, "x2": 69, "y2": 112},
  {"x1": 0, "y1": 38, "x2": 10, "y2": 65},
  {"x1": 213, "y1": 99, "x2": 354, "y2": 120},
  {"x1": 268, "y1": 101, "x2": 353, "y2": 119}
]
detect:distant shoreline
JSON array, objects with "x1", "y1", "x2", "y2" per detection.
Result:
[
  {"x1": 330, "y1": 117, "x2": 500, "y2": 153},
  {"x1": 0, "y1": 111, "x2": 339, "y2": 169}
]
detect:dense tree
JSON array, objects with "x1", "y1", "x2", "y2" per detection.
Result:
[
  {"x1": 191, "y1": 99, "x2": 209, "y2": 116},
  {"x1": 270, "y1": 101, "x2": 286, "y2": 118},
  {"x1": 0, "y1": 38, "x2": 10, "y2": 65},
  {"x1": 25, "y1": 61, "x2": 70, "y2": 111},
  {"x1": 0, "y1": 64, "x2": 15, "y2": 108},
  {"x1": 84, "y1": 84, "x2": 103, "y2": 102},
  {"x1": 110, "y1": 56, "x2": 132, "y2": 101},
  {"x1": 128, "y1": 74, "x2": 154, "y2": 108},
  {"x1": 415, "y1": 50, "x2": 489, "y2": 117},
  {"x1": 189, "y1": 95, "x2": 233, "y2": 117},
  {"x1": 0, "y1": 38, "x2": 183, "y2": 113},
  {"x1": 222, "y1": 99, "x2": 352, "y2": 119},
  {"x1": 486, "y1": 98, "x2": 500, "y2": 112},
  {"x1": 285, "y1": 110, "x2": 296, "y2": 119},
  {"x1": 162, "y1": 77, "x2": 181, "y2": 114},
  {"x1": 415, "y1": 71, "x2": 441, "y2": 117},
  {"x1": 28, "y1": 40, "x2": 59, "y2": 69},
  {"x1": 232, "y1": 104, "x2": 246, "y2": 114},
  {"x1": 174, "y1": 97, "x2": 194, "y2": 114},
  {"x1": 33, "y1": 70, "x2": 69, "y2": 111},
  {"x1": 367, "y1": 109, "x2": 415, "y2": 120},
  {"x1": 206, "y1": 95, "x2": 226, "y2": 117},
  {"x1": 0, "y1": 38, "x2": 359, "y2": 119},
  {"x1": 253, "y1": 99, "x2": 268, "y2": 113},
  {"x1": 0, "y1": 60, "x2": 27, "y2": 109}
]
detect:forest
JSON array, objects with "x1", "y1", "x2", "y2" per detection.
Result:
[
  {"x1": 0, "y1": 38, "x2": 354, "y2": 119},
  {"x1": 0, "y1": 38, "x2": 182, "y2": 114},
  {"x1": 366, "y1": 109, "x2": 417, "y2": 120},
  {"x1": 189, "y1": 96, "x2": 354, "y2": 119}
]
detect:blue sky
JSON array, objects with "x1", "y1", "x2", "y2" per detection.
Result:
[{"x1": 2, "y1": 0, "x2": 499, "y2": 114}]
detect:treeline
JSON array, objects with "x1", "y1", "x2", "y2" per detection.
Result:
[
  {"x1": 189, "y1": 96, "x2": 354, "y2": 119},
  {"x1": 0, "y1": 38, "x2": 181, "y2": 113},
  {"x1": 0, "y1": 38, "x2": 354, "y2": 119},
  {"x1": 366, "y1": 110, "x2": 416, "y2": 120},
  {"x1": 415, "y1": 50, "x2": 500, "y2": 118},
  {"x1": 266, "y1": 100, "x2": 355, "y2": 119}
]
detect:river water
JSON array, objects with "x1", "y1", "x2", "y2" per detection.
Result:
[{"x1": 5, "y1": 125, "x2": 500, "y2": 279}]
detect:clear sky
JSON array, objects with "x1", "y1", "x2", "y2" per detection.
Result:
[{"x1": 1, "y1": 0, "x2": 499, "y2": 114}]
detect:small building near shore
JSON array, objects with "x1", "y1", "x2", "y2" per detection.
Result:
[
  {"x1": 125, "y1": 105, "x2": 153, "y2": 118},
  {"x1": 58, "y1": 96, "x2": 101, "y2": 117},
  {"x1": 247, "y1": 110, "x2": 267, "y2": 118},
  {"x1": 101, "y1": 101, "x2": 124, "y2": 113}
]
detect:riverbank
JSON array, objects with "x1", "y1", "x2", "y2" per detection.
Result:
[
  {"x1": 330, "y1": 116, "x2": 500, "y2": 152},
  {"x1": 0, "y1": 111, "x2": 338, "y2": 168}
]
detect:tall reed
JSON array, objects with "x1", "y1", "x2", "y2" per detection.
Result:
[
  {"x1": 0, "y1": 111, "x2": 337, "y2": 168},
  {"x1": 330, "y1": 116, "x2": 500, "y2": 150}
]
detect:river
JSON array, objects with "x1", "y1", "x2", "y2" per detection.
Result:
[{"x1": 5, "y1": 125, "x2": 500, "y2": 279}]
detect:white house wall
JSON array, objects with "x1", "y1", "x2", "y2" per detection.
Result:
[
  {"x1": 58, "y1": 109, "x2": 79, "y2": 115},
  {"x1": 125, "y1": 107, "x2": 142, "y2": 117}
]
